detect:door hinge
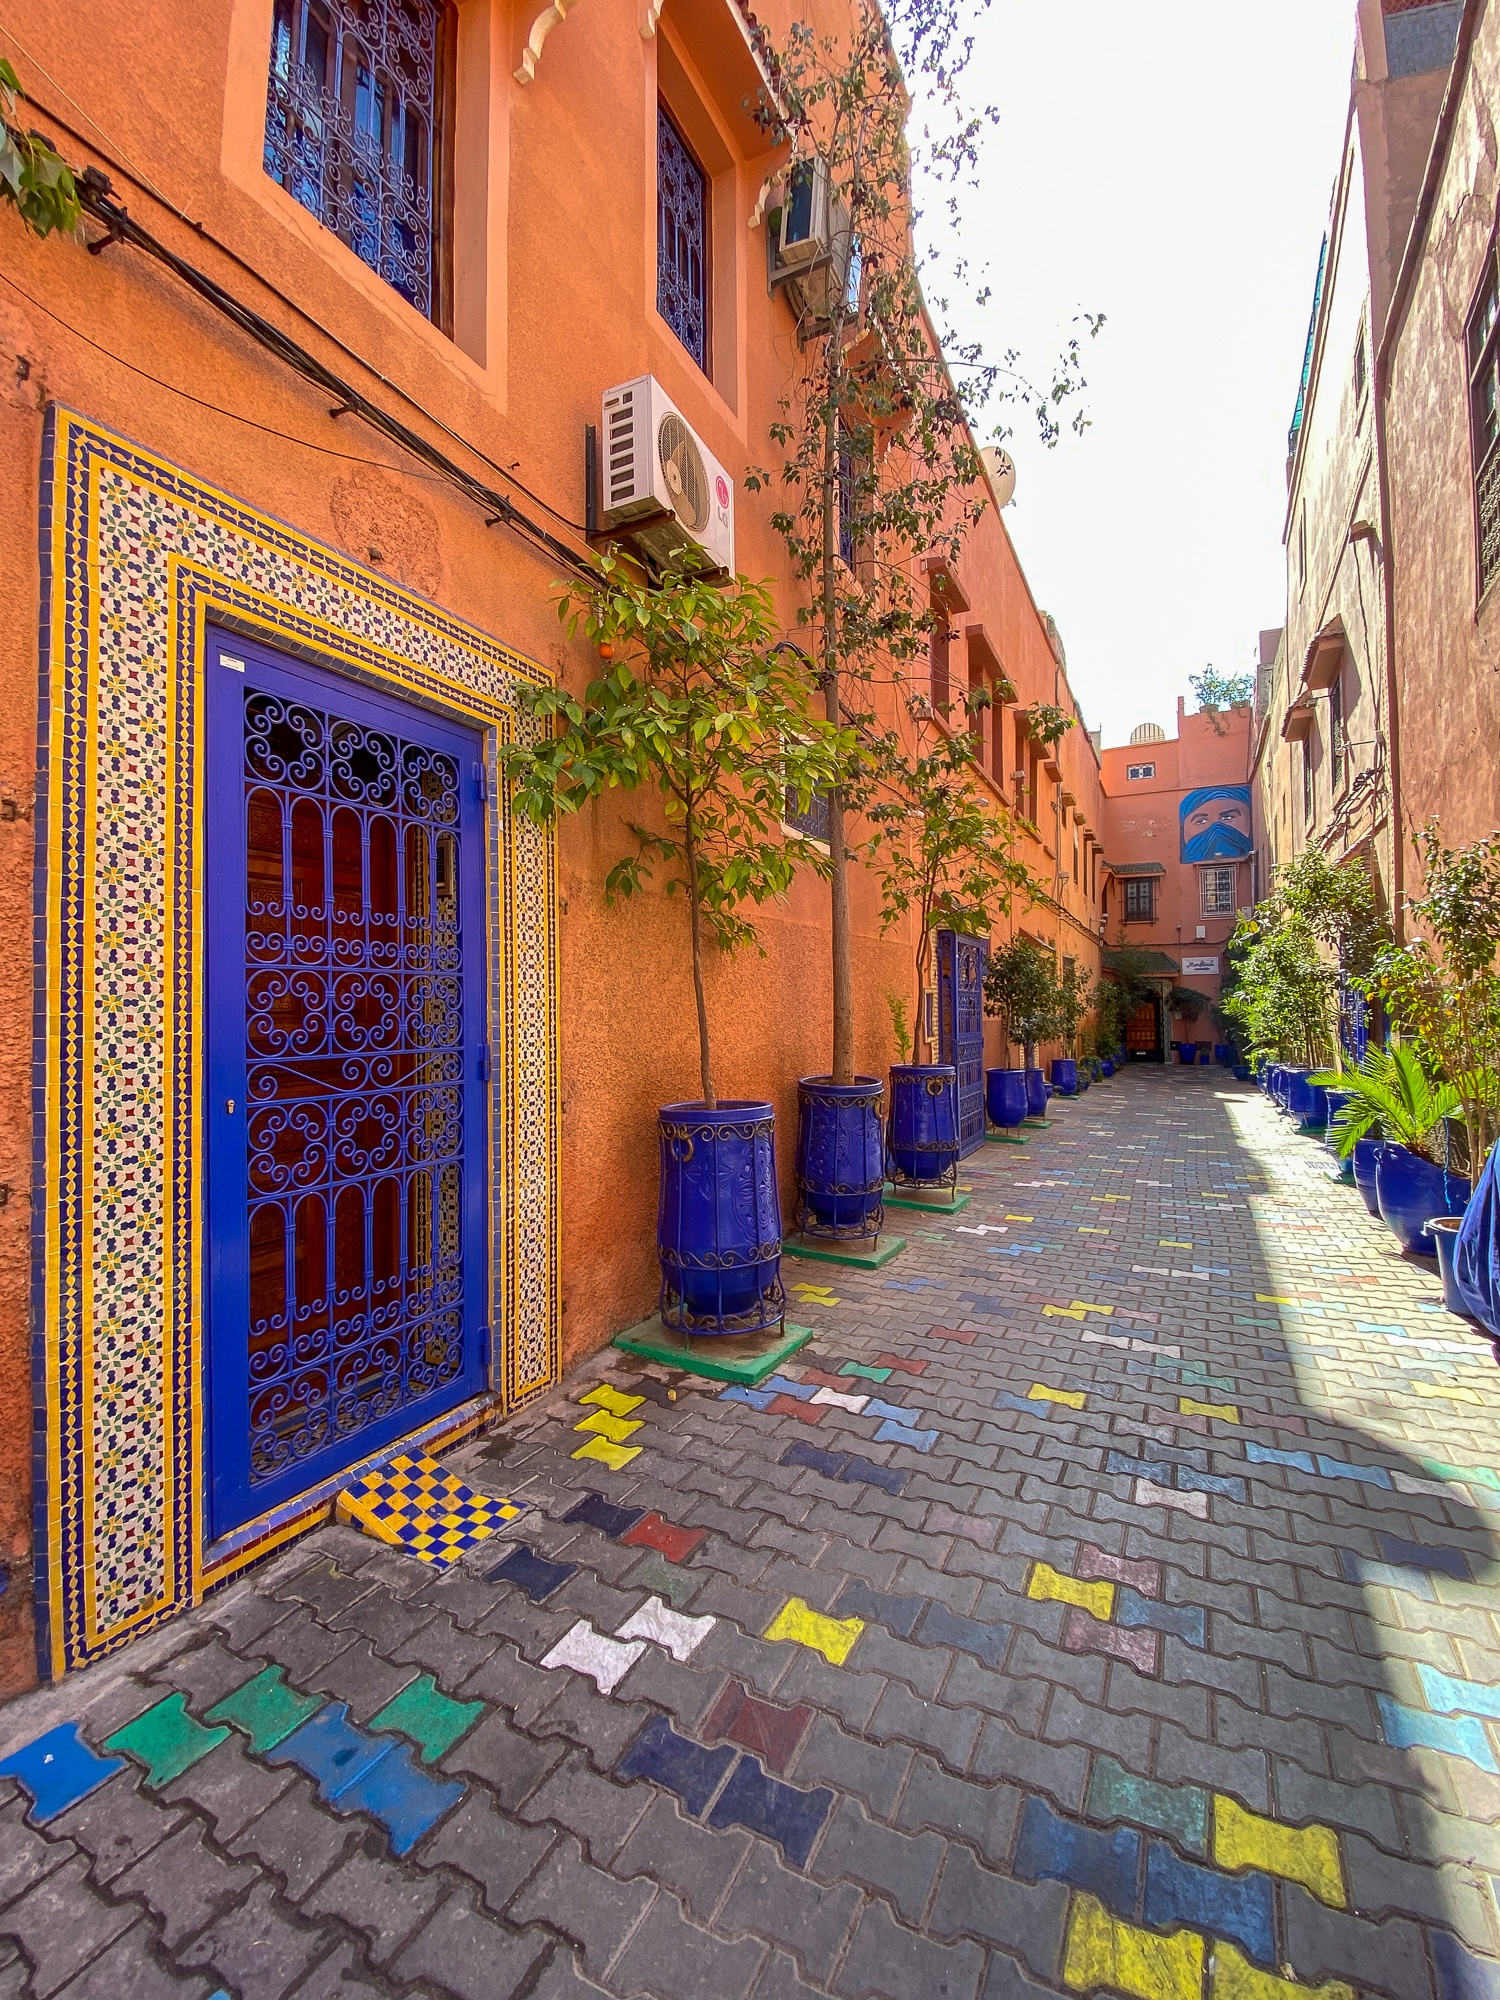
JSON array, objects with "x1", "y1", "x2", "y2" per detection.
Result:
[
  {"x1": 474, "y1": 761, "x2": 489, "y2": 803},
  {"x1": 477, "y1": 1043, "x2": 492, "y2": 1083},
  {"x1": 478, "y1": 1323, "x2": 492, "y2": 1373}
]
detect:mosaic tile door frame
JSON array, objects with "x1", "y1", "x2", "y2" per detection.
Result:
[{"x1": 34, "y1": 408, "x2": 561, "y2": 1678}]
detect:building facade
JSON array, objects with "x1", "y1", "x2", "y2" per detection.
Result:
[
  {"x1": 0, "y1": 0, "x2": 1107, "y2": 1691},
  {"x1": 1098, "y1": 700, "x2": 1253, "y2": 1058},
  {"x1": 1383, "y1": 0, "x2": 1500, "y2": 868},
  {"x1": 1253, "y1": 0, "x2": 1462, "y2": 914}
]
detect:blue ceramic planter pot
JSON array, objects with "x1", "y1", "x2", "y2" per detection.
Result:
[
  {"x1": 1214, "y1": 1044, "x2": 1231, "y2": 1065},
  {"x1": 986, "y1": 1067, "x2": 1028, "y2": 1129},
  {"x1": 1284, "y1": 1069, "x2": 1314, "y2": 1119},
  {"x1": 1322, "y1": 1089, "x2": 1354, "y2": 1180},
  {"x1": 1353, "y1": 1137, "x2": 1384, "y2": 1216},
  {"x1": 1175, "y1": 1043, "x2": 1194, "y2": 1065},
  {"x1": 1429, "y1": 1217, "x2": 1474, "y2": 1317},
  {"x1": 658, "y1": 1101, "x2": 784, "y2": 1335},
  {"x1": 1198, "y1": 1046, "x2": 1212, "y2": 1066},
  {"x1": 1375, "y1": 1144, "x2": 1470, "y2": 1256},
  {"x1": 1024, "y1": 1068, "x2": 1047, "y2": 1117},
  {"x1": 1233, "y1": 1066, "x2": 1251, "y2": 1082},
  {"x1": 1101, "y1": 1059, "x2": 1115, "y2": 1078},
  {"x1": 1299, "y1": 1082, "x2": 1330, "y2": 1135},
  {"x1": 1052, "y1": 1058, "x2": 1078, "y2": 1096},
  {"x1": 887, "y1": 1065, "x2": 960, "y2": 1186},
  {"x1": 794, "y1": 1076, "x2": 886, "y2": 1240}
]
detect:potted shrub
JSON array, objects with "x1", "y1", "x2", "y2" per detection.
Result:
[
  {"x1": 1049, "y1": 959, "x2": 1093, "y2": 1096},
  {"x1": 502, "y1": 555, "x2": 848, "y2": 1333},
  {"x1": 865, "y1": 719, "x2": 1031, "y2": 1188},
  {"x1": 1317, "y1": 1045, "x2": 1467, "y2": 1255},
  {"x1": 984, "y1": 934, "x2": 1060, "y2": 1127}
]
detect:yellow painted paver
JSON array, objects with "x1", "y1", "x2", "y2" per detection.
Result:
[
  {"x1": 1030, "y1": 1383, "x2": 1087, "y2": 1409},
  {"x1": 1210, "y1": 1941, "x2": 1353, "y2": 2000},
  {"x1": 1180, "y1": 1397, "x2": 1239, "y2": 1424},
  {"x1": 1079, "y1": 1227, "x2": 1112, "y2": 1235},
  {"x1": 1071, "y1": 1301, "x2": 1113, "y2": 1315},
  {"x1": 1062, "y1": 1892, "x2": 1203, "y2": 2000},
  {"x1": 580, "y1": 1384, "x2": 644, "y2": 1417},
  {"x1": 763, "y1": 1596, "x2": 865, "y2": 1665},
  {"x1": 571, "y1": 1435, "x2": 641, "y2": 1471},
  {"x1": 1255, "y1": 1295, "x2": 1295, "y2": 1305},
  {"x1": 574, "y1": 1409, "x2": 643, "y2": 1442},
  {"x1": 1160, "y1": 1240, "x2": 1193, "y2": 1248},
  {"x1": 1028, "y1": 1562, "x2": 1114, "y2": 1621},
  {"x1": 1045, "y1": 1306, "x2": 1089, "y2": 1320},
  {"x1": 1410, "y1": 1380, "x2": 1483, "y2": 1404},
  {"x1": 1006, "y1": 1213, "x2": 1034, "y2": 1221},
  {"x1": 1213, "y1": 1796, "x2": 1345, "y2": 1908}
]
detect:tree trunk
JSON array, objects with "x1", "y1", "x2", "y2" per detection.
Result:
[
  {"x1": 914, "y1": 924, "x2": 931, "y2": 1066},
  {"x1": 821, "y1": 359, "x2": 855, "y2": 1087},
  {"x1": 684, "y1": 808, "x2": 716, "y2": 1109}
]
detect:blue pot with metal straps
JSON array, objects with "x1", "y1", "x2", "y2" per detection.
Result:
[
  {"x1": 657, "y1": 1101, "x2": 784, "y2": 1336},
  {"x1": 986, "y1": 1067, "x2": 1028, "y2": 1129},
  {"x1": 1352, "y1": 1136, "x2": 1384, "y2": 1216},
  {"x1": 1299, "y1": 1081, "x2": 1330, "y2": 1135},
  {"x1": 1101, "y1": 1058, "x2": 1115, "y2": 1077},
  {"x1": 1051, "y1": 1058, "x2": 1078, "y2": 1096},
  {"x1": 794, "y1": 1075, "x2": 886, "y2": 1240},
  {"x1": 1024, "y1": 1067, "x2": 1048, "y2": 1117},
  {"x1": 886, "y1": 1065, "x2": 960, "y2": 1186},
  {"x1": 1322, "y1": 1088, "x2": 1354, "y2": 1181},
  {"x1": 1375, "y1": 1143, "x2": 1470, "y2": 1257}
]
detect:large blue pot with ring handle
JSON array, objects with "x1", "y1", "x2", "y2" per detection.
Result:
[
  {"x1": 986, "y1": 1067, "x2": 1028, "y2": 1130},
  {"x1": 658, "y1": 1101, "x2": 784, "y2": 1335},
  {"x1": 887, "y1": 1065, "x2": 960, "y2": 1186}
]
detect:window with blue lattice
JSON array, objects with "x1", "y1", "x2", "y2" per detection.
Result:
[
  {"x1": 265, "y1": 0, "x2": 447, "y2": 323},
  {"x1": 658, "y1": 104, "x2": 709, "y2": 371}
]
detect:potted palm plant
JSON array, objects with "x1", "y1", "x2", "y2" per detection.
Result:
[
  {"x1": 502, "y1": 555, "x2": 849, "y2": 1334},
  {"x1": 1315, "y1": 1045, "x2": 1468, "y2": 1255}
]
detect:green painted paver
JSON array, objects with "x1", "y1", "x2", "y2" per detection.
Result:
[
  {"x1": 371, "y1": 1673, "x2": 481, "y2": 1762},
  {"x1": 1086, "y1": 1754, "x2": 1208, "y2": 1858},
  {"x1": 839, "y1": 1361, "x2": 893, "y2": 1383},
  {"x1": 613, "y1": 1315, "x2": 815, "y2": 1385},
  {"x1": 783, "y1": 1231, "x2": 908, "y2": 1269},
  {"x1": 626, "y1": 1547, "x2": 700, "y2": 1607},
  {"x1": 105, "y1": 1693, "x2": 228, "y2": 1787},
  {"x1": 206, "y1": 1665, "x2": 325, "y2": 1753}
]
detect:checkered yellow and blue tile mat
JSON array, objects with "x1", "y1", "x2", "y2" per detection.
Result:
[{"x1": 336, "y1": 1454, "x2": 525, "y2": 1567}]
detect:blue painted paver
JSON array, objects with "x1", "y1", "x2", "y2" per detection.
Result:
[
  {"x1": 1245, "y1": 1442, "x2": 1315, "y2": 1473},
  {"x1": 265, "y1": 1701, "x2": 389, "y2": 1797},
  {"x1": 617, "y1": 1713, "x2": 736, "y2": 1816},
  {"x1": 1416, "y1": 1666, "x2": 1500, "y2": 1722},
  {"x1": 1012, "y1": 1795, "x2": 1140, "y2": 1917},
  {"x1": 0, "y1": 1724, "x2": 125, "y2": 1825},
  {"x1": 872, "y1": 1420, "x2": 939, "y2": 1451},
  {"x1": 563, "y1": 1492, "x2": 646, "y2": 1539},
  {"x1": 1115, "y1": 1589, "x2": 1206, "y2": 1648},
  {"x1": 336, "y1": 1738, "x2": 463, "y2": 1854},
  {"x1": 486, "y1": 1545, "x2": 578, "y2": 1602},
  {"x1": 1377, "y1": 1695, "x2": 1499, "y2": 1774},
  {"x1": 916, "y1": 1602, "x2": 1011, "y2": 1669},
  {"x1": 780, "y1": 1441, "x2": 849, "y2": 1481},
  {"x1": 706, "y1": 1753, "x2": 833, "y2": 1868},
  {"x1": 1143, "y1": 1841, "x2": 1276, "y2": 1967}
]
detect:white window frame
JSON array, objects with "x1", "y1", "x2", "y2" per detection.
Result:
[{"x1": 1200, "y1": 865, "x2": 1236, "y2": 916}]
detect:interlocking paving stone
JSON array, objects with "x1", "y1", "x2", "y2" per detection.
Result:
[
  {"x1": 16, "y1": 1070, "x2": 1500, "y2": 1998},
  {"x1": 0, "y1": 1727, "x2": 125, "y2": 1825},
  {"x1": 103, "y1": 1696, "x2": 229, "y2": 1789}
]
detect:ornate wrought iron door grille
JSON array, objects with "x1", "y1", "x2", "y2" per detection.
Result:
[
  {"x1": 938, "y1": 930, "x2": 989, "y2": 1157},
  {"x1": 265, "y1": 0, "x2": 441, "y2": 318},
  {"x1": 657, "y1": 105, "x2": 708, "y2": 370},
  {"x1": 207, "y1": 635, "x2": 486, "y2": 1537}
]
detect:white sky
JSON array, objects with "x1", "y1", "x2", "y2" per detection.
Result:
[{"x1": 933, "y1": 0, "x2": 1357, "y2": 750}]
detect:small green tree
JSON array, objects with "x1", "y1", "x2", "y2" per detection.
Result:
[
  {"x1": 864, "y1": 720, "x2": 1033, "y2": 1065},
  {"x1": 1055, "y1": 961, "x2": 1094, "y2": 1060},
  {"x1": 1312, "y1": 1044, "x2": 1461, "y2": 1165},
  {"x1": 1362, "y1": 820, "x2": 1500, "y2": 1171},
  {"x1": 501, "y1": 555, "x2": 853, "y2": 1108},
  {"x1": 984, "y1": 934, "x2": 1060, "y2": 1069},
  {"x1": 1189, "y1": 666, "x2": 1254, "y2": 735},
  {"x1": 0, "y1": 61, "x2": 80, "y2": 239},
  {"x1": 746, "y1": 0, "x2": 1102, "y2": 1088},
  {"x1": 1221, "y1": 911, "x2": 1336, "y2": 1068}
]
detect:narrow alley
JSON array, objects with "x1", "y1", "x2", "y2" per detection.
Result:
[{"x1": 1, "y1": 1068, "x2": 1496, "y2": 2000}]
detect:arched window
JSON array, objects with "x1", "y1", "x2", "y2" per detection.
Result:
[{"x1": 265, "y1": 0, "x2": 447, "y2": 323}]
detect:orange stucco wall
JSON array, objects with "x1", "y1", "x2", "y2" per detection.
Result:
[
  {"x1": 1099, "y1": 703, "x2": 1252, "y2": 1040},
  {"x1": 0, "y1": 0, "x2": 1105, "y2": 1689}
]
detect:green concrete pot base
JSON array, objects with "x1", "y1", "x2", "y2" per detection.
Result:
[
  {"x1": 881, "y1": 1183, "x2": 972, "y2": 1215},
  {"x1": 612, "y1": 1314, "x2": 815, "y2": 1385},
  {"x1": 984, "y1": 1129, "x2": 1028, "y2": 1145},
  {"x1": 1021, "y1": 1117, "x2": 1053, "y2": 1130},
  {"x1": 783, "y1": 1230, "x2": 908, "y2": 1270}
]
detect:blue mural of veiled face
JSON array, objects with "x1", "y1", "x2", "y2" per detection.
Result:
[{"x1": 1180, "y1": 785, "x2": 1252, "y2": 862}]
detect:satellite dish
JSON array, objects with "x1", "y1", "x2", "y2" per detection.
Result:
[{"x1": 981, "y1": 445, "x2": 1017, "y2": 508}]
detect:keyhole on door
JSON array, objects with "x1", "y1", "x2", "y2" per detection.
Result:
[{"x1": 225, "y1": 1099, "x2": 235, "y2": 1114}]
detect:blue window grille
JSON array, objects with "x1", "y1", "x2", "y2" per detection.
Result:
[
  {"x1": 785, "y1": 781, "x2": 832, "y2": 844},
  {"x1": 205, "y1": 632, "x2": 487, "y2": 1537},
  {"x1": 658, "y1": 105, "x2": 708, "y2": 370},
  {"x1": 265, "y1": 0, "x2": 443, "y2": 320}
]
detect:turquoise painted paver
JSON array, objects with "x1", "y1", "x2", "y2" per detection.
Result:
[{"x1": 4, "y1": 1067, "x2": 1500, "y2": 1995}]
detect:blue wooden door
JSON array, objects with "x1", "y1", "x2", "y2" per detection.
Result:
[
  {"x1": 938, "y1": 930, "x2": 989, "y2": 1157},
  {"x1": 205, "y1": 631, "x2": 489, "y2": 1539}
]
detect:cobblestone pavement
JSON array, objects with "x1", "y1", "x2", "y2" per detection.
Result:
[{"x1": 5, "y1": 1066, "x2": 1500, "y2": 2000}]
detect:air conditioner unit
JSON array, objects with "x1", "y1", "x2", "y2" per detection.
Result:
[
  {"x1": 767, "y1": 158, "x2": 857, "y2": 323},
  {"x1": 600, "y1": 376, "x2": 735, "y2": 577}
]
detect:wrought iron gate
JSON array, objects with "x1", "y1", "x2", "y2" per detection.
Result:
[
  {"x1": 937, "y1": 930, "x2": 989, "y2": 1157},
  {"x1": 205, "y1": 632, "x2": 489, "y2": 1539}
]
